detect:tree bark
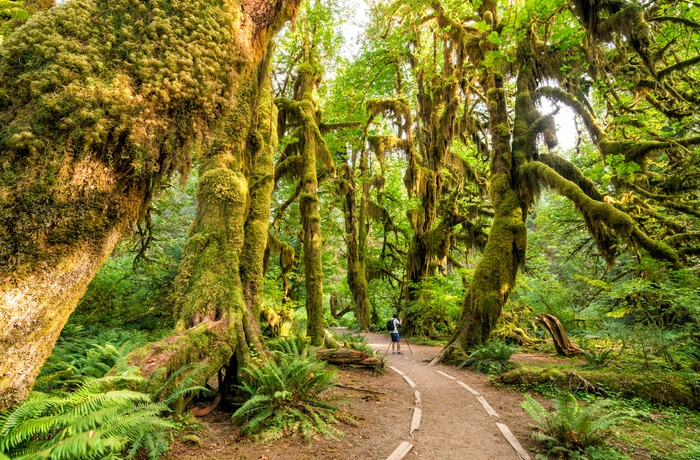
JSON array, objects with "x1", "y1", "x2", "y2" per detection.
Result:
[
  {"x1": 537, "y1": 314, "x2": 585, "y2": 357},
  {"x1": 0, "y1": 0, "x2": 299, "y2": 410},
  {"x1": 339, "y1": 164, "x2": 372, "y2": 331}
]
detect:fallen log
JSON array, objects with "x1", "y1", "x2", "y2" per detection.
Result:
[{"x1": 316, "y1": 347, "x2": 384, "y2": 369}]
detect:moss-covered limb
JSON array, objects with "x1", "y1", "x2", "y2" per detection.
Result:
[
  {"x1": 600, "y1": 137, "x2": 700, "y2": 163},
  {"x1": 534, "y1": 86, "x2": 605, "y2": 143},
  {"x1": 319, "y1": 121, "x2": 362, "y2": 133},
  {"x1": 523, "y1": 160, "x2": 682, "y2": 268},
  {"x1": 538, "y1": 153, "x2": 605, "y2": 201},
  {"x1": 366, "y1": 98, "x2": 412, "y2": 135},
  {"x1": 650, "y1": 16, "x2": 700, "y2": 30},
  {"x1": 666, "y1": 232, "x2": 700, "y2": 249},
  {"x1": 657, "y1": 55, "x2": 700, "y2": 80},
  {"x1": 617, "y1": 178, "x2": 700, "y2": 218}
]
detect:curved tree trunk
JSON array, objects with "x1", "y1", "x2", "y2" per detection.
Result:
[{"x1": 0, "y1": 0, "x2": 299, "y2": 411}]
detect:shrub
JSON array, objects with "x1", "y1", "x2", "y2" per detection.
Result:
[
  {"x1": 459, "y1": 340, "x2": 519, "y2": 374},
  {"x1": 268, "y1": 335, "x2": 312, "y2": 359},
  {"x1": 233, "y1": 355, "x2": 341, "y2": 441},
  {"x1": 522, "y1": 392, "x2": 637, "y2": 458}
]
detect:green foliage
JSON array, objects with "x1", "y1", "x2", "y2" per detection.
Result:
[
  {"x1": 582, "y1": 349, "x2": 615, "y2": 367},
  {"x1": 268, "y1": 335, "x2": 312, "y2": 359},
  {"x1": 74, "y1": 174, "x2": 197, "y2": 331},
  {"x1": 233, "y1": 355, "x2": 341, "y2": 441},
  {"x1": 35, "y1": 324, "x2": 155, "y2": 393},
  {"x1": 459, "y1": 340, "x2": 519, "y2": 374},
  {"x1": 0, "y1": 376, "x2": 174, "y2": 460},
  {"x1": 522, "y1": 393, "x2": 638, "y2": 458},
  {"x1": 405, "y1": 275, "x2": 462, "y2": 339},
  {"x1": 333, "y1": 331, "x2": 376, "y2": 356}
]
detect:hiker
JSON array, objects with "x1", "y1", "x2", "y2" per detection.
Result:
[{"x1": 388, "y1": 314, "x2": 402, "y2": 354}]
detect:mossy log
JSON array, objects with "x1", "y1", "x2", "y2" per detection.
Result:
[
  {"x1": 316, "y1": 348, "x2": 383, "y2": 369},
  {"x1": 537, "y1": 314, "x2": 585, "y2": 357},
  {"x1": 499, "y1": 365, "x2": 700, "y2": 410}
]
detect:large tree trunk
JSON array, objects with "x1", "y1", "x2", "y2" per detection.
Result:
[
  {"x1": 339, "y1": 163, "x2": 371, "y2": 331},
  {"x1": 298, "y1": 65, "x2": 326, "y2": 347},
  {"x1": 0, "y1": 0, "x2": 299, "y2": 411},
  {"x1": 445, "y1": 1, "x2": 527, "y2": 354},
  {"x1": 127, "y1": 47, "x2": 294, "y2": 401}
]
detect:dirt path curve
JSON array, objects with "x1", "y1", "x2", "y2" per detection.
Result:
[
  {"x1": 363, "y1": 332, "x2": 530, "y2": 460},
  {"x1": 173, "y1": 330, "x2": 538, "y2": 460}
]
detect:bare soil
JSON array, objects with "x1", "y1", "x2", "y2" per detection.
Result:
[{"x1": 173, "y1": 332, "x2": 542, "y2": 460}]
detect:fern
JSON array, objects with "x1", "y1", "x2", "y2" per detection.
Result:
[
  {"x1": 233, "y1": 355, "x2": 342, "y2": 441},
  {"x1": 459, "y1": 340, "x2": 519, "y2": 374},
  {"x1": 268, "y1": 335, "x2": 312, "y2": 358},
  {"x1": 582, "y1": 348, "x2": 615, "y2": 367},
  {"x1": 335, "y1": 332, "x2": 376, "y2": 356},
  {"x1": 522, "y1": 392, "x2": 638, "y2": 456},
  {"x1": 0, "y1": 375, "x2": 174, "y2": 459}
]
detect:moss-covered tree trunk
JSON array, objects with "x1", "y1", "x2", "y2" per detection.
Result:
[
  {"x1": 127, "y1": 53, "x2": 293, "y2": 397},
  {"x1": 448, "y1": 2, "x2": 534, "y2": 353},
  {"x1": 339, "y1": 163, "x2": 371, "y2": 331},
  {"x1": 0, "y1": 0, "x2": 299, "y2": 410},
  {"x1": 297, "y1": 65, "x2": 326, "y2": 346}
]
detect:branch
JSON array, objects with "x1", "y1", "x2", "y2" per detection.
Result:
[
  {"x1": 523, "y1": 161, "x2": 681, "y2": 268},
  {"x1": 319, "y1": 121, "x2": 362, "y2": 134},
  {"x1": 537, "y1": 153, "x2": 604, "y2": 201},
  {"x1": 658, "y1": 55, "x2": 700, "y2": 80},
  {"x1": 533, "y1": 87, "x2": 605, "y2": 143}
]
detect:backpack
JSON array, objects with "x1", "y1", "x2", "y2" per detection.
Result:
[{"x1": 386, "y1": 319, "x2": 394, "y2": 331}]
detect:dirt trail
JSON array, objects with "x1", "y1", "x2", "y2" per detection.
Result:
[
  {"x1": 174, "y1": 331, "x2": 537, "y2": 460},
  {"x1": 364, "y1": 332, "x2": 528, "y2": 460}
]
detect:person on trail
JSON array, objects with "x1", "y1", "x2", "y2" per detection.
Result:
[{"x1": 389, "y1": 314, "x2": 402, "y2": 354}]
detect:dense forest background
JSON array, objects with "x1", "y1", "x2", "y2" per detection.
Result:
[{"x1": 0, "y1": 0, "x2": 698, "y2": 458}]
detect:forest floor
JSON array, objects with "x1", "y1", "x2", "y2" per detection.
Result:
[{"x1": 172, "y1": 330, "x2": 544, "y2": 460}]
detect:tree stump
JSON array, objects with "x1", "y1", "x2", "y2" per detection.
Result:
[{"x1": 537, "y1": 314, "x2": 585, "y2": 357}]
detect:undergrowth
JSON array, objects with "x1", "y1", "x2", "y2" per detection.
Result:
[
  {"x1": 233, "y1": 354, "x2": 342, "y2": 441},
  {"x1": 460, "y1": 340, "x2": 519, "y2": 374},
  {"x1": 522, "y1": 392, "x2": 638, "y2": 459},
  {"x1": 0, "y1": 374, "x2": 173, "y2": 460}
]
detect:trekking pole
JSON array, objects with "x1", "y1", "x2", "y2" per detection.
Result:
[{"x1": 401, "y1": 327, "x2": 413, "y2": 355}]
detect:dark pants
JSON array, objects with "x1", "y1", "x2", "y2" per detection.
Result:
[{"x1": 390, "y1": 332, "x2": 400, "y2": 342}]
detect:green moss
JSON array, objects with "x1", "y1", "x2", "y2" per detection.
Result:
[
  {"x1": 0, "y1": 0, "x2": 245, "y2": 279},
  {"x1": 499, "y1": 364, "x2": 700, "y2": 409}
]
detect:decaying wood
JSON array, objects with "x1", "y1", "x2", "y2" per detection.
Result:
[
  {"x1": 537, "y1": 314, "x2": 585, "y2": 357},
  {"x1": 316, "y1": 347, "x2": 384, "y2": 369}
]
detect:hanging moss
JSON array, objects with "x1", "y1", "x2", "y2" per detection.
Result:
[{"x1": 523, "y1": 160, "x2": 681, "y2": 268}]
